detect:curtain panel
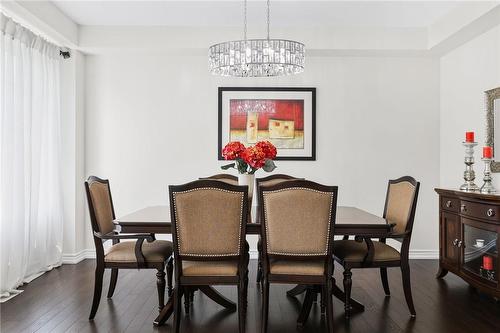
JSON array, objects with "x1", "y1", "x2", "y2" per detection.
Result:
[{"x1": 0, "y1": 13, "x2": 64, "y2": 301}]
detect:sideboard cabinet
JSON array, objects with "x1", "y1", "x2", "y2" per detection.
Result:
[{"x1": 435, "y1": 188, "x2": 499, "y2": 298}]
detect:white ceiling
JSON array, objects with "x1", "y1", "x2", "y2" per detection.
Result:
[{"x1": 50, "y1": 1, "x2": 467, "y2": 28}]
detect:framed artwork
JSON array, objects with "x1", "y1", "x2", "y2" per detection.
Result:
[{"x1": 218, "y1": 87, "x2": 316, "y2": 160}]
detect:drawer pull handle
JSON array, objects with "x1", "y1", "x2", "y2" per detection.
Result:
[
  {"x1": 446, "y1": 200, "x2": 452, "y2": 208},
  {"x1": 487, "y1": 208, "x2": 495, "y2": 217},
  {"x1": 457, "y1": 240, "x2": 463, "y2": 248},
  {"x1": 461, "y1": 204, "x2": 467, "y2": 212},
  {"x1": 453, "y1": 239, "x2": 458, "y2": 246}
]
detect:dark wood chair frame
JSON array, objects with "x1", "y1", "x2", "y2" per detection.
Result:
[
  {"x1": 199, "y1": 173, "x2": 238, "y2": 183},
  {"x1": 85, "y1": 176, "x2": 174, "y2": 320},
  {"x1": 334, "y1": 176, "x2": 420, "y2": 318},
  {"x1": 254, "y1": 174, "x2": 304, "y2": 286},
  {"x1": 169, "y1": 179, "x2": 250, "y2": 333},
  {"x1": 259, "y1": 180, "x2": 338, "y2": 333}
]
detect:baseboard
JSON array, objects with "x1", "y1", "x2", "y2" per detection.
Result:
[
  {"x1": 62, "y1": 248, "x2": 439, "y2": 264},
  {"x1": 408, "y1": 250, "x2": 439, "y2": 259},
  {"x1": 62, "y1": 249, "x2": 96, "y2": 264}
]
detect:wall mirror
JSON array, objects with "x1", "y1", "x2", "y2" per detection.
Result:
[{"x1": 485, "y1": 87, "x2": 500, "y2": 172}]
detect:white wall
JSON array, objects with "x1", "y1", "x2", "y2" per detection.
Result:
[
  {"x1": 60, "y1": 51, "x2": 88, "y2": 263},
  {"x1": 440, "y1": 25, "x2": 500, "y2": 190},
  {"x1": 85, "y1": 54, "x2": 440, "y2": 255}
]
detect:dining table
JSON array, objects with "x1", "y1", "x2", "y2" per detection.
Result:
[{"x1": 114, "y1": 205, "x2": 395, "y2": 326}]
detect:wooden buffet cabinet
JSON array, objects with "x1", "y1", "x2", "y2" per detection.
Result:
[{"x1": 436, "y1": 188, "x2": 499, "y2": 298}]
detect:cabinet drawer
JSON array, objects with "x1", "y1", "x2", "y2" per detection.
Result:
[
  {"x1": 459, "y1": 200, "x2": 500, "y2": 221},
  {"x1": 441, "y1": 197, "x2": 459, "y2": 213}
]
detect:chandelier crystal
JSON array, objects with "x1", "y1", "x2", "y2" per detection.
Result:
[{"x1": 208, "y1": 0, "x2": 305, "y2": 77}]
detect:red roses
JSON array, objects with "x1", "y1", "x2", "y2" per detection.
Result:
[{"x1": 221, "y1": 141, "x2": 277, "y2": 174}]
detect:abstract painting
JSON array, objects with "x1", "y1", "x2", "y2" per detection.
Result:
[{"x1": 218, "y1": 87, "x2": 316, "y2": 160}]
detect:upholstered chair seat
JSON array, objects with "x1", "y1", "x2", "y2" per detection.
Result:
[
  {"x1": 182, "y1": 260, "x2": 239, "y2": 276},
  {"x1": 269, "y1": 259, "x2": 325, "y2": 276},
  {"x1": 333, "y1": 240, "x2": 400, "y2": 263},
  {"x1": 105, "y1": 240, "x2": 173, "y2": 263}
]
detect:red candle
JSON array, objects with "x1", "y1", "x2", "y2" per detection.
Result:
[
  {"x1": 483, "y1": 146, "x2": 493, "y2": 158},
  {"x1": 483, "y1": 255, "x2": 493, "y2": 270},
  {"x1": 465, "y1": 131, "x2": 475, "y2": 142}
]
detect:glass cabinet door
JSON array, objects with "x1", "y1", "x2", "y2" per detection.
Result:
[{"x1": 462, "y1": 222, "x2": 498, "y2": 284}]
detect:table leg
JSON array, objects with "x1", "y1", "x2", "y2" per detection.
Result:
[
  {"x1": 153, "y1": 298, "x2": 173, "y2": 326},
  {"x1": 286, "y1": 284, "x2": 307, "y2": 297},
  {"x1": 199, "y1": 286, "x2": 237, "y2": 310},
  {"x1": 332, "y1": 281, "x2": 365, "y2": 313},
  {"x1": 296, "y1": 288, "x2": 316, "y2": 327}
]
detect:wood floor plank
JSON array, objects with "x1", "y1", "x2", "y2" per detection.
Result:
[{"x1": 1, "y1": 259, "x2": 500, "y2": 333}]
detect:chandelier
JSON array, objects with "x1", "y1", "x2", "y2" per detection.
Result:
[{"x1": 208, "y1": 0, "x2": 305, "y2": 77}]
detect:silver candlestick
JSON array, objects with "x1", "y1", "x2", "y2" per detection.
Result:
[
  {"x1": 460, "y1": 141, "x2": 480, "y2": 192},
  {"x1": 480, "y1": 157, "x2": 496, "y2": 194}
]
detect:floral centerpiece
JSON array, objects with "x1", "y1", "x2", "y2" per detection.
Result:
[{"x1": 221, "y1": 141, "x2": 277, "y2": 197}]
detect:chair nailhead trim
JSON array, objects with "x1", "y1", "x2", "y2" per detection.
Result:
[
  {"x1": 172, "y1": 187, "x2": 244, "y2": 257},
  {"x1": 263, "y1": 187, "x2": 334, "y2": 256}
]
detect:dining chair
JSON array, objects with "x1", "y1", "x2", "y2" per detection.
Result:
[
  {"x1": 255, "y1": 174, "x2": 303, "y2": 285},
  {"x1": 200, "y1": 173, "x2": 238, "y2": 185},
  {"x1": 259, "y1": 180, "x2": 338, "y2": 333},
  {"x1": 84, "y1": 176, "x2": 174, "y2": 320},
  {"x1": 169, "y1": 179, "x2": 250, "y2": 333},
  {"x1": 333, "y1": 176, "x2": 420, "y2": 318}
]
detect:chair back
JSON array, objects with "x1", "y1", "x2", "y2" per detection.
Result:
[
  {"x1": 259, "y1": 180, "x2": 338, "y2": 259},
  {"x1": 255, "y1": 174, "x2": 303, "y2": 208},
  {"x1": 383, "y1": 176, "x2": 420, "y2": 239},
  {"x1": 199, "y1": 174, "x2": 238, "y2": 185},
  {"x1": 85, "y1": 176, "x2": 116, "y2": 236},
  {"x1": 169, "y1": 180, "x2": 248, "y2": 259}
]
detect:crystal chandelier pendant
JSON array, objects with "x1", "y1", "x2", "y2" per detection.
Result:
[{"x1": 208, "y1": 0, "x2": 305, "y2": 77}]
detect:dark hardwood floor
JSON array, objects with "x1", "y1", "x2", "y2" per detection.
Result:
[{"x1": 1, "y1": 259, "x2": 499, "y2": 333}]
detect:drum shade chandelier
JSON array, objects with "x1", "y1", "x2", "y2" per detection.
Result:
[{"x1": 208, "y1": 0, "x2": 305, "y2": 77}]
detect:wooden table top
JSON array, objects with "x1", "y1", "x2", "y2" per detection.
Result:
[{"x1": 115, "y1": 205, "x2": 394, "y2": 236}]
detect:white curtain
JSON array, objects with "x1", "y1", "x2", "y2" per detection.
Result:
[{"x1": 0, "y1": 13, "x2": 63, "y2": 301}]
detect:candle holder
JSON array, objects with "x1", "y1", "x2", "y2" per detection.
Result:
[
  {"x1": 460, "y1": 141, "x2": 480, "y2": 192},
  {"x1": 480, "y1": 157, "x2": 496, "y2": 194}
]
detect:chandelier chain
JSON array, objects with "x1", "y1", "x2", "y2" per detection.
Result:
[
  {"x1": 267, "y1": 0, "x2": 270, "y2": 40},
  {"x1": 243, "y1": 0, "x2": 247, "y2": 41}
]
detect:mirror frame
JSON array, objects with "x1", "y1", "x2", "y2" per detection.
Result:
[{"x1": 485, "y1": 87, "x2": 500, "y2": 172}]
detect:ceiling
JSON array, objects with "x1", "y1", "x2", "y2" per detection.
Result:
[{"x1": 51, "y1": 0, "x2": 466, "y2": 28}]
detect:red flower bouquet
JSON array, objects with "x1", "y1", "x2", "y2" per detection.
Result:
[{"x1": 221, "y1": 141, "x2": 277, "y2": 174}]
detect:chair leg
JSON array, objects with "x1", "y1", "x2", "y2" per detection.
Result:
[
  {"x1": 320, "y1": 285, "x2": 326, "y2": 314},
  {"x1": 401, "y1": 263, "x2": 416, "y2": 317},
  {"x1": 238, "y1": 279, "x2": 246, "y2": 333},
  {"x1": 107, "y1": 268, "x2": 118, "y2": 298},
  {"x1": 380, "y1": 267, "x2": 391, "y2": 296},
  {"x1": 156, "y1": 268, "x2": 166, "y2": 313},
  {"x1": 261, "y1": 279, "x2": 269, "y2": 333},
  {"x1": 343, "y1": 268, "x2": 352, "y2": 319},
  {"x1": 326, "y1": 279, "x2": 334, "y2": 333},
  {"x1": 89, "y1": 264, "x2": 104, "y2": 320},
  {"x1": 173, "y1": 287, "x2": 183, "y2": 333},
  {"x1": 184, "y1": 287, "x2": 190, "y2": 315},
  {"x1": 256, "y1": 238, "x2": 263, "y2": 284},
  {"x1": 167, "y1": 257, "x2": 174, "y2": 297}
]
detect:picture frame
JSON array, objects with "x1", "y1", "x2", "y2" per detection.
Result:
[{"x1": 218, "y1": 87, "x2": 316, "y2": 161}]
